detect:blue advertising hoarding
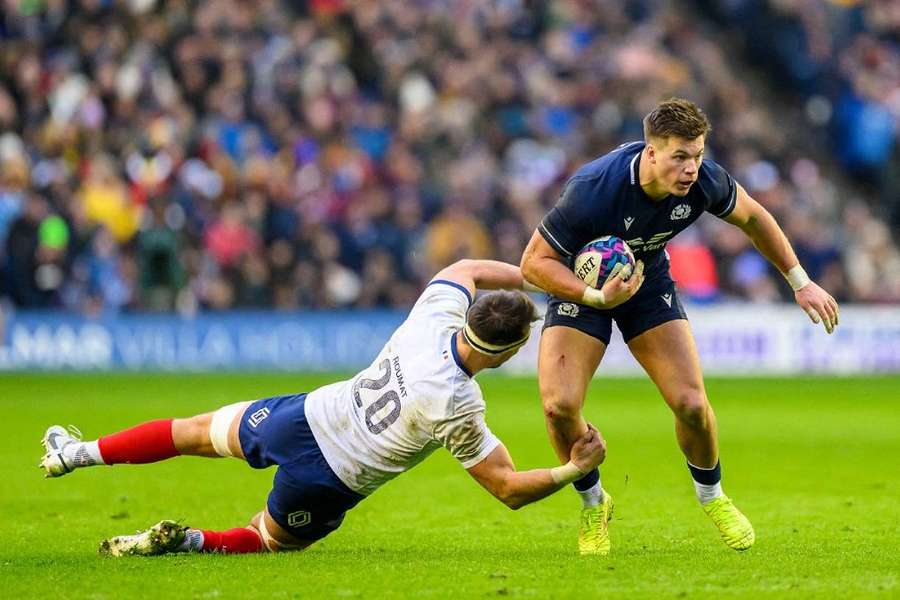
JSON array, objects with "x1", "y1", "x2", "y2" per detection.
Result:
[
  {"x1": 0, "y1": 311, "x2": 403, "y2": 371},
  {"x1": 1, "y1": 305, "x2": 898, "y2": 374}
]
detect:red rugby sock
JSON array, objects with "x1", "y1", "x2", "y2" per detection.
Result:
[
  {"x1": 97, "y1": 419, "x2": 180, "y2": 465},
  {"x1": 200, "y1": 528, "x2": 263, "y2": 553}
]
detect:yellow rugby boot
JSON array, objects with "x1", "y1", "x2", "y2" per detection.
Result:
[
  {"x1": 702, "y1": 495, "x2": 755, "y2": 551},
  {"x1": 578, "y1": 491, "x2": 614, "y2": 556}
]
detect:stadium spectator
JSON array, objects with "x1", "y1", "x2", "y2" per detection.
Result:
[{"x1": 3, "y1": 192, "x2": 67, "y2": 308}]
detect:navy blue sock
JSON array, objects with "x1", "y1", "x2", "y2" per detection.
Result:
[
  {"x1": 573, "y1": 468, "x2": 600, "y2": 491},
  {"x1": 687, "y1": 461, "x2": 721, "y2": 485}
]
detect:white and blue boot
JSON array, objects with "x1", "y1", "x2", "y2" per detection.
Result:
[{"x1": 40, "y1": 425, "x2": 81, "y2": 478}]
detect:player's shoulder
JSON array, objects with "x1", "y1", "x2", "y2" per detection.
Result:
[
  {"x1": 569, "y1": 141, "x2": 644, "y2": 187},
  {"x1": 417, "y1": 278, "x2": 473, "y2": 307},
  {"x1": 693, "y1": 157, "x2": 737, "y2": 217},
  {"x1": 405, "y1": 279, "x2": 471, "y2": 329},
  {"x1": 695, "y1": 158, "x2": 734, "y2": 197},
  {"x1": 392, "y1": 281, "x2": 469, "y2": 380},
  {"x1": 697, "y1": 157, "x2": 732, "y2": 186},
  {"x1": 451, "y1": 377, "x2": 485, "y2": 413},
  {"x1": 415, "y1": 369, "x2": 485, "y2": 423}
]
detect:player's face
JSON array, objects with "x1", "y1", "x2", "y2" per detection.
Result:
[{"x1": 651, "y1": 135, "x2": 705, "y2": 197}]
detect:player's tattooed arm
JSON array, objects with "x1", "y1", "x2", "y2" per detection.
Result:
[
  {"x1": 467, "y1": 426, "x2": 605, "y2": 510},
  {"x1": 725, "y1": 184, "x2": 840, "y2": 333}
]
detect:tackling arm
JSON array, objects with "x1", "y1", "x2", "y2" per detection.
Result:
[
  {"x1": 466, "y1": 426, "x2": 605, "y2": 510},
  {"x1": 724, "y1": 184, "x2": 839, "y2": 333},
  {"x1": 432, "y1": 259, "x2": 541, "y2": 297}
]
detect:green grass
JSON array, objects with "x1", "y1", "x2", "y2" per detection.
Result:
[{"x1": 1, "y1": 374, "x2": 898, "y2": 598}]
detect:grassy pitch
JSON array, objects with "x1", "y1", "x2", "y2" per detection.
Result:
[{"x1": 2, "y1": 373, "x2": 898, "y2": 598}]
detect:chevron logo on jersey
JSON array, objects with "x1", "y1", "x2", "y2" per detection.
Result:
[{"x1": 662, "y1": 293, "x2": 673, "y2": 307}]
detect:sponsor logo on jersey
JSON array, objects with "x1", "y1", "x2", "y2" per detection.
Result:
[
  {"x1": 662, "y1": 293, "x2": 673, "y2": 307},
  {"x1": 626, "y1": 230, "x2": 673, "y2": 252},
  {"x1": 287, "y1": 510, "x2": 311, "y2": 527},
  {"x1": 248, "y1": 407, "x2": 271, "y2": 428},
  {"x1": 624, "y1": 216, "x2": 634, "y2": 230},
  {"x1": 558, "y1": 303, "x2": 579, "y2": 317},
  {"x1": 671, "y1": 204, "x2": 691, "y2": 220}
]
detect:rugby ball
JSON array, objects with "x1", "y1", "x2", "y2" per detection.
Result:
[{"x1": 574, "y1": 236, "x2": 635, "y2": 289}]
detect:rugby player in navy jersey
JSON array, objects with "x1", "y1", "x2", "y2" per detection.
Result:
[{"x1": 521, "y1": 98, "x2": 839, "y2": 555}]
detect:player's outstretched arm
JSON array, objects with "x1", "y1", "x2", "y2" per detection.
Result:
[
  {"x1": 432, "y1": 259, "x2": 543, "y2": 297},
  {"x1": 724, "y1": 184, "x2": 839, "y2": 333},
  {"x1": 520, "y1": 230, "x2": 644, "y2": 309},
  {"x1": 466, "y1": 426, "x2": 605, "y2": 510}
]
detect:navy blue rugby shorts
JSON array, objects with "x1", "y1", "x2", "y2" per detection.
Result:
[
  {"x1": 543, "y1": 269, "x2": 687, "y2": 345},
  {"x1": 238, "y1": 393, "x2": 364, "y2": 542}
]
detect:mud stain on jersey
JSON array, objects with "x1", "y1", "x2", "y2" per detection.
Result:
[{"x1": 446, "y1": 415, "x2": 484, "y2": 460}]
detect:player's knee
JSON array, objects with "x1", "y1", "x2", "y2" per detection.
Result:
[
  {"x1": 672, "y1": 389, "x2": 709, "y2": 429},
  {"x1": 251, "y1": 526, "x2": 296, "y2": 553},
  {"x1": 541, "y1": 390, "x2": 582, "y2": 423},
  {"x1": 254, "y1": 511, "x2": 309, "y2": 553},
  {"x1": 172, "y1": 414, "x2": 213, "y2": 453}
]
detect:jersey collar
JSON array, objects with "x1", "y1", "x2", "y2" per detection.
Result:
[
  {"x1": 450, "y1": 331, "x2": 473, "y2": 378},
  {"x1": 629, "y1": 152, "x2": 640, "y2": 186},
  {"x1": 631, "y1": 146, "x2": 670, "y2": 203}
]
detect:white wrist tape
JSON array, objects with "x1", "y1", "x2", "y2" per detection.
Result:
[
  {"x1": 785, "y1": 265, "x2": 811, "y2": 291},
  {"x1": 581, "y1": 287, "x2": 605, "y2": 308},
  {"x1": 550, "y1": 461, "x2": 584, "y2": 485}
]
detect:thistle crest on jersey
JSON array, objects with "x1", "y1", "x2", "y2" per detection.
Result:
[
  {"x1": 671, "y1": 204, "x2": 691, "y2": 220},
  {"x1": 574, "y1": 236, "x2": 635, "y2": 289}
]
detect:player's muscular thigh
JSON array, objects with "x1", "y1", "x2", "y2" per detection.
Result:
[
  {"x1": 539, "y1": 326, "x2": 606, "y2": 420},
  {"x1": 627, "y1": 320, "x2": 710, "y2": 424}
]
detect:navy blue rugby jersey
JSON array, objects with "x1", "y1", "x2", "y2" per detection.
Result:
[{"x1": 538, "y1": 141, "x2": 737, "y2": 277}]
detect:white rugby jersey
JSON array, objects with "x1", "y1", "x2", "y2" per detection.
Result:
[{"x1": 304, "y1": 280, "x2": 501, "y2": 496}]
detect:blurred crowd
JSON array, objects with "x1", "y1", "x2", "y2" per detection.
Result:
[
  {"x1": 700, "y1": 0, "x2": 900, "y2": 229},
  {"x1": 1, "y1": 0, "x2": 898, "y2": 315}
]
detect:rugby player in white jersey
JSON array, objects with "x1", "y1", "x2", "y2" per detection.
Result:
[{"x1": 39, "y1": 259, "x2": 606, "y2": 555}]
